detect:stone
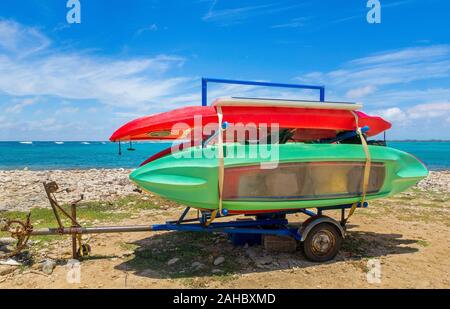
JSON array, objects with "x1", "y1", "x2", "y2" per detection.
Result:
[
  {"x1": 191, "y1": 262, "x2": 205, "y2": 270},
  {"x1": 0, "y1": 258, "x2": 21, "y2": 266},
  {"x1": 42, "y1": 259, "x2": 57, "y2": 275},
  {"x1": 213, "y1": 256, "x2": 225, "y2": 266},
  {"x1": 255, "y1": 255, "x2": 273, "y2": 265},
  {"x1": 212, "y1": 269, "x2": 223, "y2": 274},
  {"x1": 167, "y1": 257, "x2": 180, "y2": 266},
  {"x1": 0, "y1": 237, "x2": 16, "y2": 246}
]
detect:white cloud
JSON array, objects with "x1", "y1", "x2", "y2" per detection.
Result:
[
  {"x1": 407, "y1": 102, "x2": 450, "y2": 119},
  {"x1": 375, "y1": 102, "x2": 450, "y2": 124},
  {"x1": 0, "y1": 21, "x2": 191, "y2": 108},
  {"x1": 203, "y1": 4, "x2": 271, "y2": 23},
  {"x1": 5, "y1": 97, "x2": 39, "y2": 113},
  {"x1": 270, "y1": 18, "x2": 307, "y2": 29},
  {"x1": 346, "y1": 85, "x2": 376, "y2": 99},
  {"x1": 363, "y1": 88, "x2": 450, "y2": 107},
  {"x1": 0, "y1": 19, "x2": 50, "y2": 57},
  {"x1": 202, "y1": 2, "x2": 301, "y2": 25},
  {"x1": 135, "y1": 24, "x2": 158, "y2": 36},
  {"x1": 55, "y1": 106, "x2": 80, "y2": 114},
  {"x1": 377, "y1": 107, "x2": 407, "y2": 123},
  {"x1": 350, "y1": 45, "x2": 450, "y2": 66},
  {"x1": 296, "y1": 45, "x2": 450, "y2": 101}
]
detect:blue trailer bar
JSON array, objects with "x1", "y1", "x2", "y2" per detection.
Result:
[
  {"x1": 147, "y1": 202, "x2": 368, "y2": 242},
  {"x1": 151, "y1": 218, "x2": 300, "y2": 240},
  {"x1": 201, "y1": 77, "x2": 325, "y2": 106}
]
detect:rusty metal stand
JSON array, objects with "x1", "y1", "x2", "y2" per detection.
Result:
[{"x1": 43, "y1": 181, "x2": 85, "y2": 259}]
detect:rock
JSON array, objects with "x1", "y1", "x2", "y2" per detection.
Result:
[
  {"x1": 0, "y1": 237, "x2": 17, "y2": 246},
  {"x1": 0, "y1": 219, "x2": 7, "y2": 230},
  {"x1": 167, "y1": 258, "x2": 180, "y2": 266},
  {"x1": 255, "y1": 255, "x2": 273, "y2": 265},
  {"x1": 0, "y1": 258, "x2": 21, "y2": 266},
  {"x1": 191, "y1": 262, "x2": 205, "y2": 270},
  {"x1": 213, "y1": 256, "x2": 225, "y2": 266},
  {"x1": 41, "y1": 259, "x2": 57, "y2": 275},
  {"x1": 212, "y1": 269, "x2": 223, "y2": 274},
  {"x1": 245, "y1": 247, "x2": 261, "y2": 260}
]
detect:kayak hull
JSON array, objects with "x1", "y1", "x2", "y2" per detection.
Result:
[
  {"x1": 130, "y1": 144, "x2": 428, "y2": 214},
  {"x1": 110, "y1": 106, "x2": 391, "y2": 141}
]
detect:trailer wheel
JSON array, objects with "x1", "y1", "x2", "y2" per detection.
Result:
[{"x1": 303, "y1": 223, "x2": 342, "y2": 262}]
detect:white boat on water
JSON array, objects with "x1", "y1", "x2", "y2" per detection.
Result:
[
  {"x1": 19, "y1": 141, "x2": 33, "y2": 144},
  {"x1": 55, "y1": 142, "x2": 64, "y2": 145}
]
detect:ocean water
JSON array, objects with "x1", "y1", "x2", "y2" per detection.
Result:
[
  {"x1": 0, "y1": 141, "x2": 448, "y2": 171},
  {"x1": 387, "y1": 142, "x2": 450, "y2": 171},
  {"x1": 0, "y1": 141, "x2": 171, "y2": 170}
]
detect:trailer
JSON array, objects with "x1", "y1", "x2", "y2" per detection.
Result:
[
  {"x1": 0, "y1": 180, "x2": 370, "y2": 262},
  {"x1": 1, "y1": 79, "x2": 373, "y2": 263}
]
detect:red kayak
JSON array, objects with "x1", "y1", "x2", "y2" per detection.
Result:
[{"x1": 110, "y1": 99, "x2": 391, "y2": 142}]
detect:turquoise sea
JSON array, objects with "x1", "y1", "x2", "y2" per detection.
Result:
[{"x1": 0, "y1": 141, "x2": 448, "y2": 171}]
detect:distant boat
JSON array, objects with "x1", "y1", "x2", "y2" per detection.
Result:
[
  {"x1": 55, "y1": 142, "x2": 64, "y2": 145},
  {"x1": 19, "y1": 141, "x2": 33, "y2": 144},
  {"x1": 81, "y1": 142, "x2": 90, "y2": 145}
]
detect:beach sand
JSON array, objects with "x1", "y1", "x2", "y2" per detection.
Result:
[{"x1": 1, "y1": 169, "x2": 449, "y2": 288}]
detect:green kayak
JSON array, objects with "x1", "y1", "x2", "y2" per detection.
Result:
[{"x1": 130, "y1": 143, "x2": 428, "y2": 214}]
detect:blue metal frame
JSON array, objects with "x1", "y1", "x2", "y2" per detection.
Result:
[
  {"x1": 148, "y1": 203, "x2": 367, "y2": 241},
  {"x1": 201, "y1": 77, "x2": 325, "y2": 106}
]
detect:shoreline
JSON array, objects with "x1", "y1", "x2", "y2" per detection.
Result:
[{"x1": 0, "y1": 168, "x2": 449, "y2": 213}]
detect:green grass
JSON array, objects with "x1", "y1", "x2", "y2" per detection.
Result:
[
  {"x1": 341, "y1": 233, "x2": 373, "y2": 257},
  {"x1": 118, "y1": 241, "x2": 139, "y2": 251},
  {"x1": 0, "y1": 194, "x2": 162, "y2": 246},
  {"x1": 417, "y1": 239, "x2": 430, "y2": 247},
  {"x1": 124, "y1": 231, "x2": 241, "y2": 283}
]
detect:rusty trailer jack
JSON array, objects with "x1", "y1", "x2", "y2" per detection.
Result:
[{"x1": 1, "y1": 182, "x2": 155, "y2": 259}]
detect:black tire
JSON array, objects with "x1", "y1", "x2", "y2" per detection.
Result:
[{"x1": 303, "y1": 223, "x2": 342, "y2": 262}]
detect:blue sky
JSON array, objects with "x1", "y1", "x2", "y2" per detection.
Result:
[{"x1": 0, "y1": 0, "x2": 449, "y2": 140}]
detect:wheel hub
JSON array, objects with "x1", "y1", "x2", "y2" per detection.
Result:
[{"x1": 311, "y1": 230, "x2": 335, "y2": 256}]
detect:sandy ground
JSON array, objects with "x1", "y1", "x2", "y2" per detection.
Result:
[
  {"x1": 1, "y1": 172, "x2": 449, "y2": 288},
  {"x1": 0, "y1": 192, "x2": 450, "y2": 288}
]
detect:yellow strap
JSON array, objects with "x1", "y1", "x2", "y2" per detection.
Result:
[
  {"x1": 206, "y1": 106, "x2": 225, "y2": 226},
  {"x1": 204, "y1": 209, "x2": 218, "y2": 227},
  {"x1": 346, "y1": 112, "x2": 372, "y2": 221},
  {"x1": 77, "y1": 234, "x2": 85, "y2": 256},
  {"x1": 217, "y1": 106, "x2": 225, "y2": 217}
]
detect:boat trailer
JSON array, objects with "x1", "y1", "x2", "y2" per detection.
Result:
[{"x1": 1, "y1": 181, "x2": 367, "y2": 262}]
